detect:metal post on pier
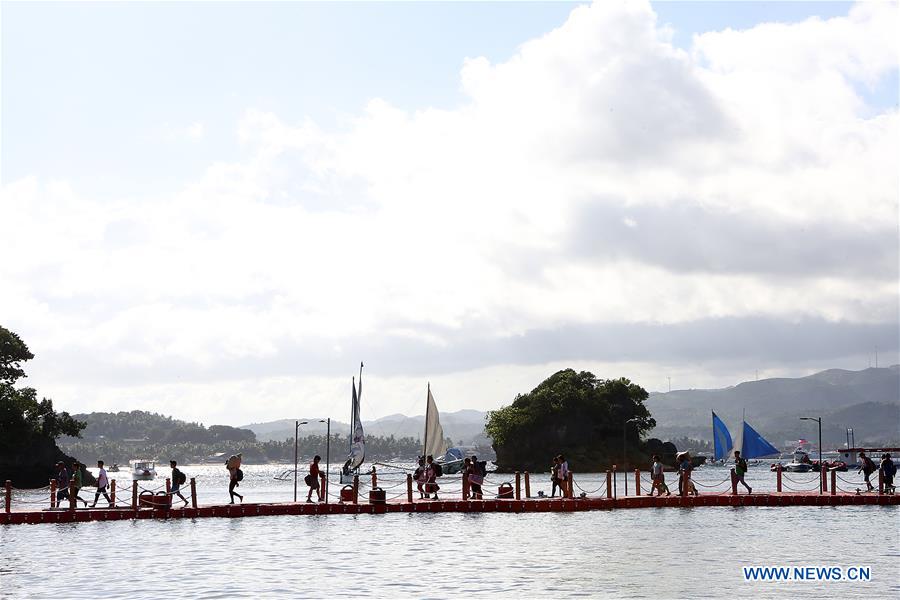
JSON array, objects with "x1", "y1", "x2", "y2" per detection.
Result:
[
  {"x1": 5, "y1": 481, "x2": 10, "y2": 513},
  {"x1": 830, "y1": 470, "x2": 836, "y2": 496},
  {"x1": 50, "y1": 479, "x2": 57, "y2": 508},
  {"x1": 879, "y1": 469, "x2": 884, "y2": 494},
  {"x1": 131, "y1": 480, "x2": 138, "y2": 509},
  {"x1": 524, "y1": 472, "x2": 531, "y2": 498},
  {"x1": 635, "y1": 469, "x2": 641, "y2": 496},
  {"x1": 821, "y1": 466, "x2": 827, "y2": 494},
  {"x1": 406, "y1": 474, "x2": 413, "y2": 503},
  {"x1": 612, "y1": 465, "x2": 617, "y2": 499},
  {"x1": 776, "y1": 464, "x2": 783, "y2": 492},
  {"x1": 110, "y1": 479, "x2": 116, "y2": 506},
  {"x1": 68, "y1": 481, "x2": 76, "y2": 511},
  {"x1": 324, "y1": 418, "x2": 331, "y2": 504},
  {"x1": 567, "y1": 472, "x2": 573, "y2": 499},
  {"x1": 352, "y1": 474, "x2": 359, "y2": 504},
  {"x1": 606, "y1": 471, "x2": 612, "y2": 499},
  {"x1": 293, "y1": 420, "x2": 299, "y2": 503},
  {"x1": 515, "y1": 472, "x2": 521, "y2": 500},
  {"x1": 190, "y1": 478, "x2": 198, "y2": 508},
  {"x1": 730, "y1": 468, "x2": 738, "y2": 495}
]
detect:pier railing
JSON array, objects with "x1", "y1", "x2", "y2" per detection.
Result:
[{"x1": 4, "y1": 464, "x2": 892, "y2": 515}]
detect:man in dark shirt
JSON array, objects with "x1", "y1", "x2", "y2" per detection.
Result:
[{"x1": 56, "y1": 462, "x2": 70, "y2": 503}]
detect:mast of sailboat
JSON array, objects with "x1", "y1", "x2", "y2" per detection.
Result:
[
  {"x1": 423, "y1": 382, "x2": 430, "y2": 457},
  {"x1": 350, "y1": 376, "x2": 356, "y2": 440},
  {"x1": 741, "y1": 408, "x2": 746, "y2": 456}
]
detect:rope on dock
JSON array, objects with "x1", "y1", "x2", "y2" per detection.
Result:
[
  {"x1": 780, "y1": 480, "x2": 821, "y2": 492},
  {"x1": 572, "y1": 480, "x2": 605, "y2": 495},
  {"x1": 780, "y1": 473, "x2": 820, "y2": 485},
  {"x1": 690, "y1": 476, "x2": 732, "y2": 489},
  {"x1": 11, "y1": 484, "x2": 52, "y2": 492},
  {"x1": 835, "y1": 473, "x2": 868, "y2": 486}
]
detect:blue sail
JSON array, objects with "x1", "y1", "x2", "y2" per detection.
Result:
[
  {"x1": 712, "y1": 411, "x2": 733, "y2": 460},
  {"x1": 740, "y1": 420, "x2": 780, "y2": 459}
]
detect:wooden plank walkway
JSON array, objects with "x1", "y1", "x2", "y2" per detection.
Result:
[{"x1": 3, "y1": 492, "x2": 897, "y2": 525}]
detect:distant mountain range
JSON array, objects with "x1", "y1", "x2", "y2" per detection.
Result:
[
  {"x1": 242, "y1": 409, "x2": 490, "y2": 445},
  {"x1": 645, "y1": 365, "x2": 900, "y2": 448}
]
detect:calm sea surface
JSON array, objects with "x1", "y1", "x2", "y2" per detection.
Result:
[{"x1": 2, "y1": 463, "x2": 898, "y2": 599}]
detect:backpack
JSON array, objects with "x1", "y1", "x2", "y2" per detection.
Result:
[
  {"x1": 175, "y1": 470, "x2": 187, "y2": 486},
  {"x1": 736, "y1": 458, "x2": 748, "y2": 473},
  {"x1": 884, "y1": 460, "x2": 897, "y2": 477},
  {"x1": 863, "y1": 457, "x2": 876, "y2": 473},
  {"x1": 432, "y1": 462, "x2": 443, "y2": 477},
  {"x1": 236, "y1": 468, "x2": 244, "y2": 481}
]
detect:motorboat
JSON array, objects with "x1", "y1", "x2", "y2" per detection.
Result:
[
  {"x1": 108, "y1": 464, "x2": 120, "y2": 473},
  {"x1": 131, "y1": 460, "x2": 157, "y2": 480},
  {"x1": 438, "y1": 448, "x2": 468, "y2": 475},
  {"x1": 778, "y1": 448, "x2": 814, "y2": 472}
]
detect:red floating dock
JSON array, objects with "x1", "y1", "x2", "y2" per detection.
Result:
[{"x1": 2, "y1": 492, "x2": 897, "y2": 525}]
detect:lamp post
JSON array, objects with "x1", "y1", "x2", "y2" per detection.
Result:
[
  {"x1": 319, "y1": 418, "x2": 331, "y2": 503},
  {"x1": 623, "y1": 418, "x2": 640, "y2": 496},
  {"x1": 800, "y1": 416, "x2": 822, "y2": 494},
  {"x1": 294, "y1": 420, "x2": 309, "y2": 502}
]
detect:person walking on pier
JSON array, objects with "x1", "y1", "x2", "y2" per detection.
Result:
[
  {"x1": 550, "y1": 456, "x2": 561, "y2": 497},
  {"x1": 558, "y1": 454, "x2": 569, "y2": 498},
  {"x1": 470, "y1": 455, "x2": 485, "y2": 500},
  {"x1": 90, "y1": 460, "x2": 112, "y2": 507},
  {"x1": 227, "y1": 454, "x2": 244, "y2": 504},
  {"x1": 879, "y1": 453, "x2": 895, "y2": 495},
  {"x1": 733, "y1": 450, "x2": 752, "y2": 494},
  {"x1": 425, "y1": 455, "x2": 441, "y2": 500},
  {"x1": 71, "y1": 461, "x2": 89, "y2": 507},
  {"x1": 55, "y1": 462, "x2": 70, "y2": 504},
  {"x1": 306, "y1": 455, "x2": 323, "y2": 502},
  {"x1": 169, "y1": 461, "x2": 189, "y2": 506},
  {"x1": 678, "y1": 453, "x2": 697, "y2": 496},
  {"x1": 414, "y1": 456, "x2": 427, "y2": 499},
  {"x1": 651, "y1": 455, "x2": 670, "y2": 496},
  {"x1": 858, "y1": 451, "x2": 876, "y2": 492}
]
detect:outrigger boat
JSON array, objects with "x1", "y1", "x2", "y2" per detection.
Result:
[
  {"x1": 711, "y1": 411, "x2": 780, "y2": 466},
  {"x1": 130, "y1": 460, "x2": 156, "y2": 480}
]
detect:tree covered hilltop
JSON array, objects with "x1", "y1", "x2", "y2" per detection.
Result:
[
  {"x1": 60, "y1": 410, "x2": 429, "y2": 464},
  {"x1": 0, "y1": 326, "x2": 89, "y2": 487},
  {"x1": 487, "y1": 369, "x2": 668, "y2": 473}
]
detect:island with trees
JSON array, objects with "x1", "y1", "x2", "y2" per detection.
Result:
[
  {"x1": 0, "y1": 326, "x2": 88, "y2": 487},
  {"x1": 486, "y1": 369, "x2": 677, "y2": 473}
]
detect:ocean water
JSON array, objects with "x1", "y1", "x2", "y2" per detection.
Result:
[{"x1": 2, "y1": 463, "x2": 898, "y2": 599}]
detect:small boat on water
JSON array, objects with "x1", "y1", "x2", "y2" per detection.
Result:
[
  {"x1": 780, "y1": 448, "x2": 814, "y2": 472},
  {"x1": 108, "y1": 464, "x2": 120, "y2": 473},
  {"x1": 437, "y1": 447, "x2": 474, "y2": 475},
  {"x1": 131, "y1": 460, "x2": 157, "y2": 480}
]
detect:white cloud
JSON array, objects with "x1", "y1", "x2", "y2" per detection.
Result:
[{"x1": 1, "y1": 1, "x2": 897, "y2": 424}]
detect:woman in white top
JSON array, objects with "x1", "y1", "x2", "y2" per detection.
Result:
[
  {"x1": 91, "y1": 460, "x2": 112, "y2": 507},
  {"x1": 557, "y1": 455, "x2": 569, "y2": 497}
]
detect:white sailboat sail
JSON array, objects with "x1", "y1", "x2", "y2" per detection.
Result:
[
  {"x1": 423, "y1": 384, "x2": 447, "y2": 459},
  {"x1": 348, "y1": 373, "x2": 365, "y2": 470}
]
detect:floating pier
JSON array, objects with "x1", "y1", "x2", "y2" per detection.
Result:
[{"x1": 3, "y1": 468, "x2": 897, "y2": 525}]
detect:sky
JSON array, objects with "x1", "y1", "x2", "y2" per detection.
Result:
[{"x1": 2, "y1": 1, "x2": 898, "y2": 427}]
